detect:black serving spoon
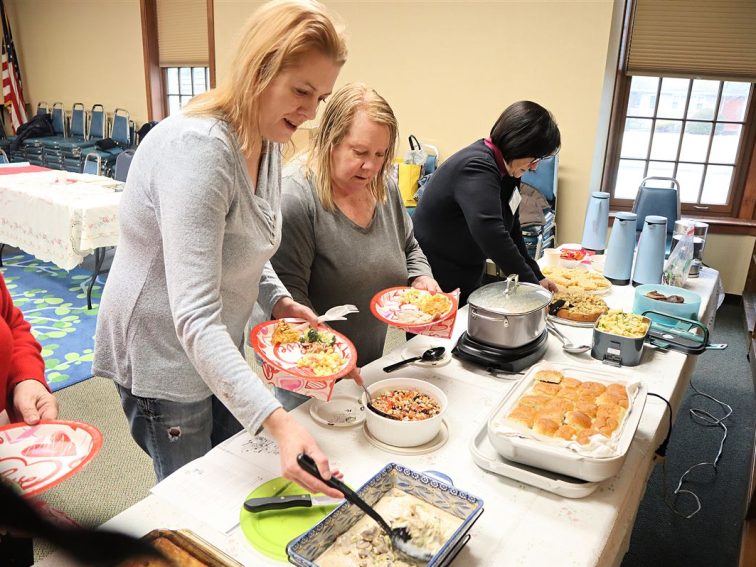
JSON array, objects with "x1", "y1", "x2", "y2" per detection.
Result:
[
  {"x1": 358, "y1": 382, "x2": 400, "y2": 420},
  {"x1": 382, "y1": 346, "x2": 446, "y2": 373},
  {"x1": 297, "y1": 453, "x2": 433, "y2": 564}
]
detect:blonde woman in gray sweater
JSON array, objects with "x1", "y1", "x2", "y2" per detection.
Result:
[
  {"x1": 269, "y1": 83, "x2": 441, "y2": 408},
  {"x1": 93, "y1": 0, "x2": 346, "y2": 496}
]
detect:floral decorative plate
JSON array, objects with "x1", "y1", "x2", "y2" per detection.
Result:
[
  {"x1": 370, "y1": 287, "x2": 457, "y2": 329},
  {"x1": 250, "y1": 319, "x2": 357, "y2": 382},
  {"x1": 0, "y1": 420, "x2": 103, "y2": 497}
]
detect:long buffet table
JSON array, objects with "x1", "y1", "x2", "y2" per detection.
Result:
[{"x1": 38, "y1": 269, "x2": 724, "y2": 567}]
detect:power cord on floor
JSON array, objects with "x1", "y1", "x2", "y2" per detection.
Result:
[{"x1": 650, "y1": 376, "x2": 732, "y2": 519}]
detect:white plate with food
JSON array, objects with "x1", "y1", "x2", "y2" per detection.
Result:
[
  {"x1": 250, "y1": 319, "x2": 356, "y2": 381},
  {"x1": 548, "y1": 291, "x2": 610, "y2": 328},
  {"x1": 370, "y1": 286, "x2": 457, "y2": 329},
  {"x1": 487, "y1": 361, "x2": 647, "y2": 482},
  {"x1": 541, "y1": 265, "x2": 612, "y2": 295}
]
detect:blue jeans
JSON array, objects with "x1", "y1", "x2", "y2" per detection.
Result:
[{"x1": 116, "y1": 383, "x2": 243, "y2": 482}]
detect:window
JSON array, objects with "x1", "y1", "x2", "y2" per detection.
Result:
[
  {"x1": 613, "y1": 77, "x2": 752, "y2": 212},
  {"x1": 602, "y1": 1, "x2": 756, "y2": 223},
  {"x1": 164, "y1": 66, "x2": 210, "y2": 115}
]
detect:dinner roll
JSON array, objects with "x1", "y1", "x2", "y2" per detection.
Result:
[
  {"x1": 575, "y1": 401, "x2": 598, "y2": 418},
  {"x1": 533, "y1": 382, "x2": 561, "y2": 396},
  {"x1": 534, "y1": 370, "x2": 564, "y2": 384},
  {"x1": 560, "y1": 377, "x2": 582, "y2": 389},
  {"x1": 576, "y1": 428, "x2": 605, "y2": 445},
  {"x1": 519, "y1": 395, "x2": 552, "y2": 409},
  {"x1": 564, "y1": 410, "x2": 592, "y2": 430},
  {"x1": 554, "y1": 425, "x2": 577, "y2": 441},
  {"x1": 507, "y1": 406, "x2": 537, "y2": 428},
  {"x1": 533, "y1": 417, "x2": 560, "y2": 437}
]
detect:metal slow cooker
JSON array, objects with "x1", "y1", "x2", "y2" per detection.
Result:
[{"x1": 467, "y1": 274, "x2": 552, "y2": 349}]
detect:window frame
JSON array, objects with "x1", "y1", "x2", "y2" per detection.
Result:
[
  {"x1": 163, "y1": 66, "x2": 211, "y2": 116},
  {"x1": 601, "y1": 1, "x2": 756, "y2": 230},
  {"x1": 140, "y1": 0, "x2": 215, "y2": 121}
]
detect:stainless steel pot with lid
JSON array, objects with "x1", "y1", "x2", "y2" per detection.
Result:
[{"x1": 467, "y1": 274, "x2": 552, "y2": 349}]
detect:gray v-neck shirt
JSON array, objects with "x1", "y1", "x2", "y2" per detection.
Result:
[
  {"x1": 269, "y1": 165, "x2": 433, "y2": 365},
  {"x1": 94, "y1": 113, "x2": 286, "y2": 434}
]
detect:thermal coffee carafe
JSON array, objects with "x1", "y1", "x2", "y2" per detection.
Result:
[
  {"x1": 603, "y1": 212, "x2": 637, "y2": 285},
  {"x1": 581, "y1": 192, "x2": 610, "y2": 253},
  {"x1": 632, "y1": 215, "x2": 667, "y2": 286}
]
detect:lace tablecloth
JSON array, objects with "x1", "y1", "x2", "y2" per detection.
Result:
[{"x1": 0, "y1": 171, "x2": 121, "y2": 270}]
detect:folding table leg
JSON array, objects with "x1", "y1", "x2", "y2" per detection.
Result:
[{"x1": 87, "y1": 247, "x2": 106, "y2": 310}]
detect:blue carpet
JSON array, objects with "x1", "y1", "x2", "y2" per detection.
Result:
[{"x1": 0, "y1": 252, "x2": 102, "y2": 392}]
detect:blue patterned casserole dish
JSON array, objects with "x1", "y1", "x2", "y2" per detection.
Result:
[{"x1": 286, "y1": 463, "x2": 484, "y2": 566}]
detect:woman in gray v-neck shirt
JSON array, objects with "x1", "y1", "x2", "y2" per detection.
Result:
[{"x1": 269, "y1": 84, "x2": 440, "y2": 389}]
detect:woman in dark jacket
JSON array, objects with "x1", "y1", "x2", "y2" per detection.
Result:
[{"x1": 412, "y1": 100, "x2": 561, "y2": 305}]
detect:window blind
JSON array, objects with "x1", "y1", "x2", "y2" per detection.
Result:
[
  {"x1": 626, "y1": 0, "x2": 756, "y2": 82},
  {"x1": 157, "y1": 0, "x2": 209, "y2": 67}
]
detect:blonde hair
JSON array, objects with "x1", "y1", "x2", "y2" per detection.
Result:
[
  {"x1": 184, "y1": 0, "x2": 347, "y2": 154},
  {"x1": 308, "y1": 83, "x2": 398, "y2": 211}
]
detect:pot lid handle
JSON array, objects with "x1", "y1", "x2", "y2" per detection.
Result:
[{"x1": 503, "y1": 273, "x2": 519, "y2": 295}]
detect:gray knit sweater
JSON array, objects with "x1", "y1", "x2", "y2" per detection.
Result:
[
  {"x1": 93, "y1": 113, "x2": 286, "y2": 434},
  {"x1": 268, "y1": 165, "x2": 433, "y2": 365}
]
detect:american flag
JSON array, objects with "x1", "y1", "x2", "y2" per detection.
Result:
[{"x1": 0, "y1": 0, "x2": 26, "y2": 133}]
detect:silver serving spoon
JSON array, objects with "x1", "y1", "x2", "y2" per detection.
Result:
[
  {"x1": 297, "y1": 453, "x2": 433, "y2": 563},
  {"x1": 546, "y1": 321, "x2": 591, "y2": 354},
  {"x1": 359, "y1": 382, "x2": 400, "y2": 420},
  {"x1": 382, "y1": 346, "x2": 446, "y2": 373}
]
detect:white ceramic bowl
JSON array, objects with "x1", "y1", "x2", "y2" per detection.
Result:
[{"x1": 363, "y1": 377, "x2": 447, "y2": 447}]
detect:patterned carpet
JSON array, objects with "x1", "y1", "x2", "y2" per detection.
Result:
[{"x1": 1, "y1": 252, "x2": 102, "y2": 391}]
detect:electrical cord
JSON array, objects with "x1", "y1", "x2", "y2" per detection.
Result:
[{"x1": 652, "y1": 377, "x2": 732, "y2": 519}]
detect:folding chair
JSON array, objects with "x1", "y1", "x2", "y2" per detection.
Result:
[{"x1": 82, "y1": 152, "x2": 102, "y2": 175}]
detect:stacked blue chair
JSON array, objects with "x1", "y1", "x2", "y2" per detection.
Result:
[
  {"x1": 42, "y1": 103, "x2": 96, "y2": 172},
  {"x1": 21, "y1": 101, "x2": 64, "y2": 166},
  {"x1": 86, "y1": 108, "x2": 133, "y2": 177}
]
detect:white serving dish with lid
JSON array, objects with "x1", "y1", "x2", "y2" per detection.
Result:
[{"x1": 486, "y1": 361, "x2": 647, "y2": 482}]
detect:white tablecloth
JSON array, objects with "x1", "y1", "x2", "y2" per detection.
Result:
[
  {"x1": 36, "y1": 269, "x2": 724, "y2": 567},
  {"x1": 0, "y1": 171, "x2": 121, "y2": 270}
]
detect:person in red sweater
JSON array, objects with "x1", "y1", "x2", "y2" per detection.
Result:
[{"x1": 0, "y1": 273, "x2": 58, "y2": 424}]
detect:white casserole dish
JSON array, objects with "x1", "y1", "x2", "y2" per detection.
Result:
[{"x1": 487, "y1": 361, "x2": 647, "y2": 482}]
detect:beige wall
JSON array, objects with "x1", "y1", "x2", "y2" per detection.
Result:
[
  {"x1": 7, "y1": 0, "x2": 148, "y2": 126},
  {"x1": 6, "y1": 0, "x2": 751, "y2": 293},
  {"x1": 215, "y1": 1, "x2": 616, "y2": 256}
]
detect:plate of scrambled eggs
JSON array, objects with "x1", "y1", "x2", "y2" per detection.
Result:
[
  {"x1": 370, "y1": 287, "x2": 457, "y2": 329},
  {"x1": 250, "y1": 319, "x2": 356, "y2": 381}
]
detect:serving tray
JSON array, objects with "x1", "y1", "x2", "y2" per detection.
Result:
[{"x1": 470, "y1": 420, "x2": 600, "y2": 498}]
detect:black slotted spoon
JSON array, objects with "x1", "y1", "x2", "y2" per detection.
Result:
[{"x1": 296, "y1": 453, "x2": 432, "y2": 564}]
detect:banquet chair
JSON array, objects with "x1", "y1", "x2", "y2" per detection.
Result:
[
  {"x1": 520, "y1": 155, "x2": 559, "y2": 257},
  {"x1": 114, "y1": 149, "x2": 135, "y2": 182},
  {"x1": 0, "y1": 149, "x2": 8, "y2": 164},
  {"x1": 82, "y1": 152, "x2": 101, "y2": 175},
  {"x1": 632, "y1": 176, "x2": 681, "y2": 255}
]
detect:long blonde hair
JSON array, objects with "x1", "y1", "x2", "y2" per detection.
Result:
[
  {"x1": 185, "y1": 0, "x2": 347, "y2": 154},
  {"x1": 308, "y1": 83, "x2": 398, "y2": 211}
]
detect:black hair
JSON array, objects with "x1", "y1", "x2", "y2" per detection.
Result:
[{"x1": 489, "y1": 100, "x2": 561, "y2": 162}]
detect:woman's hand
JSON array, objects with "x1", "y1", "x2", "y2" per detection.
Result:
[
  {"x1": 272, "y1": 296, "x2": 318, "y2": 328},
  {"x1": 411, "y1": 275, "x2": 443, "y2": 293},
  {"x1": 12, "y1": 380, "x2": 59, "y2": 425},
  {"x1": 264, "y1": 408, "x2": 343, "y2": 498},
  {"x1": 346, "y1": 366, "x2": 364, "y2": 387},
  {"x1": 540, "y1": 277, "x2": 559, "y2": 293}
]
